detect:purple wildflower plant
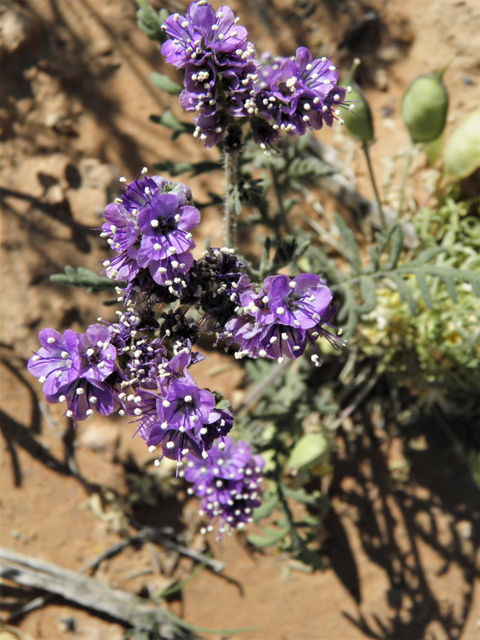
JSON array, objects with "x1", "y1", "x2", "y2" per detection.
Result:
[
  {"x1": 159, "y1": 4, "x2": 351, "y2": 154},
  {"x1": 183, "y1": 436, "x2": 264, "y2": 537},
  {"x1": 28, "y1": 151, "x2": 346, "y2": 541}
]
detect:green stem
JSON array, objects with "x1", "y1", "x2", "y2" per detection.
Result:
[
  {"x1": 398, "y1": 142, "x2": 415, "y2": 217},
  {"x1": 270, "y1": 164, "x2": 287, "y2": 233},
  {"x1": 223, "y1": 150, "x2": 240, "y2": 248},
  {"x1": 276, "y1": 478, "x2": 304, "y2": 553},
  {"x1": 362, "y1": 141, "x2": 387, "y2": 232}
]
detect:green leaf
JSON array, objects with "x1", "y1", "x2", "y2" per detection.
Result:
[
  {"x1": 136, "y1": 0, "x2": 167, "y2": 43},
  {"x1": 164, "y1": 608, "x2": 256, "y2": 636},
  {"x1": 50, "y1": 266, "x2": 124, "y2": 293},
  {"x1": 389, "y1": 273, "x2": 417, "y2": 314},
  {"x1": 150, "y1": 72, "x2": 182, "y2": 95},
  {"x1": 159, "y1": 555, "x2": 209, "y2": 598},
  {"x1": 414, "y1": 271, "x2": 433, "y2": 309},
  {"x1": 253, "y1": 493, "x2": 279, "y2": 523},
  {"x1": 357, "y1": 276, "x2": 377, "y2": 314},
  {"x1": 288, "y1": 432, "x2": 329, "y2": 471},
  {"x1": 334, "y1": 212, "x2": 362, "y2": 273},
  {"x1": 247, "y1": 527, "x2": 288, "y2": 548},
  {"x1": 149, "y1": 111, "x2": 195, "y2": 139},
  {"x1": 282, "y1": 486, "x2": 325, "y2": 506},
  {"x1": 153, "y1": 160, "x2": 194, "y2": 176},
  {"x1": 383, "y1": 224, "x2": 404, "y2": 270}
]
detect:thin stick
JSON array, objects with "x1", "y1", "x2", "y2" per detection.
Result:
[{"x1": 7, "y1": 526, "x2": 224, "y2": 621}]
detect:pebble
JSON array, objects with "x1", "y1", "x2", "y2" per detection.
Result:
[{"x1": 0, "y1": 3, "x2": 39, "y2": 55}]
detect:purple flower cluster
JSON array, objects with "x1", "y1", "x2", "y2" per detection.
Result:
[
  {"x1": 29, "y1": 171, "x2": 343, "y2": 534},
  {"x1": 222, "y1": 273, "x2": 343, "y2": 365},
  {"x1": 159, "y1": 2, "x2": 352, "y2": 152},
  {"x1": 183, "y1": 436, "x2": 264, "y2": 537},
  {"x1": 28, "y1": 324, "x2": 122, "y2": 422},
  {"x1": 100, "y1": 170, "x2": 199, "y2": 296},
  {"x1": 161, "y1": 1, "x2": 257, "y2": 148},
  {"x1": 253, "y1": 48, "x2": 354, "y2": 148}
]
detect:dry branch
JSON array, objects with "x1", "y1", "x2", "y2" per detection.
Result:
[{"x1": 0, "y1": 548, "x2": 165, "y2": 629}]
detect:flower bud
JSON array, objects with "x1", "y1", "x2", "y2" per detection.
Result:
[
  {"x1": 342, "y1": 59, "x2": 374, "y2": 143},
  {"x1": 401, "y1": 66, "x2": 449, "y2": 143}
]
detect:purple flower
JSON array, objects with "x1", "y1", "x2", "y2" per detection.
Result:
[
  {"x1": 28, "y1": 328, "x2": 79, "y2": 399},
  {"x1": 137, "y1": 192, "x2": 199, "y2": 262},
  {"x1": 183, "y1": 436, "x2": 264, "y2": 536},
  {"x1": 135, "y1": 377, "x2": 234, "y2": 463},
  {"x1": 101, "y1": 173, "x2": 197, "y2": 285},
  {"x1": 71, "y1": 324, "x2": 117, "y2": 382},
  {"x1": 251, "y1": 116, "x2": 280, "y2": 155},
  {"x1": 254, "y1": 47, "x2": 351, "y2": 139},
  {"x1": 161, "y1": 2, "x2": 257, "y2": 147},
  {"x1": 222, "y1": 274, "x2": 342, "y2": 363},
  {"x1": 161, "y1": 3, "x2": 253, "y2": 70},
  {"x1": 28, "y1": 325, "x2": 122, "y2": 422}
]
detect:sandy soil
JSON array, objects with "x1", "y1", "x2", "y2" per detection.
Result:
[{"x1": 1, "y1": 1, "x2": 480, "y2": 639}]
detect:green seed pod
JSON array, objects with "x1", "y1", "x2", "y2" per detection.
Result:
[
  {"x1": 342, "y1": 59, "x2": 375, "y2": 143},
  {"x1": 401, "y1": 66, "x2": 449, "y2": 143},
  {"x1": 444, "y1": 109, "x2": 480, "y2": 182},
  {"x1": 287, "y1": 432, "x2": 329, "y2": 471}
]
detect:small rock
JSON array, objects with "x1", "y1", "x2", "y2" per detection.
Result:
[
  {"x1": 456, "y1": 520, "x2": 472, "y2": 540},
  {"x1": 58, "y1": 616, "x2": 76, "y2": 632},
  {"x1": 373, "y1": 68, "x2": 389, "y2": 91},
  {"x1": 44, "y1": 183, "x2": 65, "y2": 204},
  {"x1": 377, "y1": 45, "x2": 402, "y2": 64},
  {"x1": 0, "y1": 3, "x2": 40, "y2": 55}
]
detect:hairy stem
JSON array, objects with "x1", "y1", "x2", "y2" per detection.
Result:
[
  {"x1": 223, "y1": 150, "x2": 240, "y2": 248},
  {"x1": 362, "y1": 141, "x2": 387, "y2": 232}
]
